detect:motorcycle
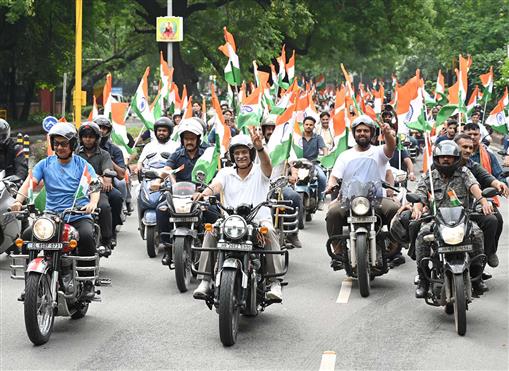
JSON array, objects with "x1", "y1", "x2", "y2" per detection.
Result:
[
  {"x1": 406, "y1": 187, "x2": 497, "y2": 336},
  {"x1": 144, "y1": 168, "x2": 207, "y2": 293},
  {"x1": 0, "y1": 170, "x2": 22, "y2": 254},
  {"x1": 326, "y1": 157, "x2": 394, "y2": 297},
  {"x1": 400, "y1": 133, "x2": 418, "y2": 162},
  {"x1": 292, "y1": 159, "x2": 319, "y2": 223},
  {"x1": 137, "y1": 152, "x2": 170, "y2": 258},
  {"x1": 9, "y1": 205, "x2": 110, "y2": 345},
  {"x1": 192, "y1": 194, "x2": 290, "y2": 346},
  {"x1": 270, "y1": 176, "x2": 299, "y2": 249}
]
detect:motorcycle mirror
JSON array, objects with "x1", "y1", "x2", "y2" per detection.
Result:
[
  {"x1": 146, "y1": 152, "x2": 157, "y2": 159},
  {"x1": 195, "y1": 171, "x2": 206, "y2": 183},
  {"x1": 406, "y1": 193, "x2": 421, "y2": 204},
  {"x1": 143, "y1": 170, "x2": 160, "y2": 180},
  {"x1": 161, "y1": 152, "x2": 171, "y2": 159},
  {"x1": 208, "y1": 195, "x2": 217, "y2": 205},
  {"x1": 481, "y1": 187, "x2": 498, "y2": 198}
]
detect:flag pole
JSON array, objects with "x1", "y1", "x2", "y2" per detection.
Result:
[{"x1": 424, "y1": 132, "x2": 436, "y2": 215}]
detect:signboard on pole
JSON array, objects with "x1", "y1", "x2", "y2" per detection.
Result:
[
  {"x1": 42, "y1": 116, "x2": 58, "y2": 133},
  {"x1": 156, "y1": 16, "x2": 183, "y2": 42}
]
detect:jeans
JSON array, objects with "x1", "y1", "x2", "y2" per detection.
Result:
[
  {"x1": 107, "y1": 187, "x2": 124, "y2": 229},
  {"x1": 114, "y1": 178, "x2": 127, "y2": 201},
  {"x1": 97, "y1": 192, "x2": 112, "y2": 244},
  {"x1": 315, "y1": 165, "x2": 327, "y2": 201},
  {"x1": 503, "y1": 135, "x2": 509, "y2": 153}
]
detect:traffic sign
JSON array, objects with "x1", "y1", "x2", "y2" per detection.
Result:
[{"x1": 42, "y1": 116, "x2": 58, "y2": 133}]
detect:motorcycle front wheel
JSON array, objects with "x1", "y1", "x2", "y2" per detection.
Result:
[
  {"x1": 356, "y1": 234, "x2": 371, "y2": 298},
  {"x1": 453, "y1": 273, "x2": 467, "y2": 336},
  {"x1": 146, "y1": 226, "x2": 157, "y2": 258},
  {"x1": 174, "y1": 237, "x2": 192, "y2": 292},
  {"x1": 218, "y1": 269, "x2": 240, "y2": 346},
  {"x1": 24, "y1": 272, "x2": 55, "y2": 345}
]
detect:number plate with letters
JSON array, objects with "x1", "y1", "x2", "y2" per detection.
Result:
[
  {"x1": 27, "y1": 242, "x2": 63, "y2": 251},
  {"x1": 347, "y1": 216, "x2": 377, "y2": 223},
  {"x1": 438, "y1": 244, "x2": 472, "y2": 254},
  {"x1": 217, "y1": 242, "x2": 253, "y2": 252}
]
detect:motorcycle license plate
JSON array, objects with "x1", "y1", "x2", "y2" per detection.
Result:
[
  {"x1": 27, "y1": 242, "x2": 63, "y2": 251},
  {"x1": 217, "y1": 242, "x2": 253, "y2": 252},
  {"x1": 169, "y1": 216, "x2": 199, "y2": 223},
  {"x1": 438, "y1": 244, "x2": 472, "y2": 253},
  {"x1": 347, "y1": 216, "x2": 377, "y2": 223}
]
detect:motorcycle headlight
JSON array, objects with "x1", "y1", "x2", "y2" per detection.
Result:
[
  {"x1": 173, "y1": 197, "x2": 192, "y2": 214},
  {"x1": 33, "y1": 218, "x2": 56, "y2": 241},
  {"x1": 223, "y1": 216, "x2": 247, "y2": 240},
  {"x1": 440, "y1": 225, "x2": 465, "y2": 245},
  {"x1": 351, "y1": 197, "x2": 370, "y2": 216},
  {"x1": 297, "y1": 168, "x2": 309, "y2": 180}
]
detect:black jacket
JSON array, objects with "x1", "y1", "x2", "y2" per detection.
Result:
[
  {"x1": 465, "y1": 159, "x2": 495, "y2": 189},
  {"x1": 0, "y1": 138, "x2": 28, "y2": 180}
]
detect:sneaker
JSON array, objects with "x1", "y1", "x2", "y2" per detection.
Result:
[
  {"x1": 111, "y1": 232, "x2": 117, "y2": 248},
  {"x1": 266, "y1": 281, "x2": 283, "y2": 301},
  {"x1": 487, "y1": 253, "x2": 499, "y2": 268},
  {"x1": 286, "y1": 233, "x2": 303, "y2": 248},
  {"x1": 317, "y1": 200, "x2": 324, "y2": 211},
  {"x1": 98, "y1": 243, "x2": 112, "y2": 258},
  {"x1": 17, "y1": 290, "x2": 25, "y2": 302},
  {"x1": 193, "y1": 280, "x2": 211, "y2": 300}
]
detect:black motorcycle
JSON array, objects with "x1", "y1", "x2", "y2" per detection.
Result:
[
  {"x1": 270, "y1": 176, "x2": 299, "y2": 249},
  {"x1": 406, "y1": 187, "x2": 498, "y2": 336},
  {"x1": 193, "y1": 195, "x2": 290, "y2": 346},
  {"x1": 326, "y1": 157, "x2": 395, "y2": 297}
]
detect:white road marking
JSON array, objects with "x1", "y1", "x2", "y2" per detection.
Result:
[
  {"x1": 336, "y1": 278, "x2": 352, "y2": 304},
  {"x1": 319, "y1": 351, "x2": 336, "y2": 371}
]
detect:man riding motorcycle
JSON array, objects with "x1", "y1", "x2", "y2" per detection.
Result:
[
  {"x1": 290, "y1": 116, "x2": 328, "y2": 209},
  {"x1": 325, "y1": 115, "x2": 398, "y2": 269},
  {"x1": 151, "y1": 117, "x2": 220, "y2": 264},
  {"x1": 0, "y1": 119, "x2": 28, "y2": 184},
  {"x1": 261, "y1": 116, "x2": 303, "y2": 248},
  {"x1": 94, "y1": 115, "x2": 126, "y2": 245},
  {"x1": 193, "y1": 132, "x2": 284, "y2": 301},
  {"x1": 411, "y1": 140, "x2": 492, "y2": 298},
  {"x1": 316, "y1": 112, "x2": 334, "y2": 149},
  {"x1": 11, "y1": 123, "x2": 100, "y2": 299},
  {"x1": 137, "y1": 117, "x2": 179, "y2": 170},
  {"x1": 76, "y1": 121, "x2": 122, "y2": 256}
]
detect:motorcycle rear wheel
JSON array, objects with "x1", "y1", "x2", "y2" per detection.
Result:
[
  {"x1": 356, "y1": 234, "x2": 371, "y2": 298},
  {"x1": 24, "y1": 272, "x2": 54, "y2": 345},
  {"x1": 146, "y1": 226, "x2": 157, "y2": 258},
  {"x1": 218, "y1": 269, "x2": 240, "y2": 346},
  {"x1": 174, "y1": 237, "x2": 192, "y2": 293},
  {"x1": 453, "y1": 273, "x2": 467, "y2": 336}
]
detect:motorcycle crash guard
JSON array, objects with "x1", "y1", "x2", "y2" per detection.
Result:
[
  {"x1": 142, "y1": 210, "x2": 157, "y2": 226},
  {"x1": 444, "y1": 259, "x2": 469, "y2": 275},
  {"x1": 215, "y1": 258, "x2": 248, "y2": 289},
  {"x1": 26, "y1": 257, "x2": 49, "y2": 274}
]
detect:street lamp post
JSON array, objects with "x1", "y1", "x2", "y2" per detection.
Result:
[{"x1": 73, "y1": 0, "x2": 85, "y2": 127}]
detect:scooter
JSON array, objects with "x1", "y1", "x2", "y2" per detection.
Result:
[
  {"x1": 292, "y1": 159, "x2": 319, "y2": 223},
  {"x1": 0, "y1": 170, "x2": 22, "y2": 254}
]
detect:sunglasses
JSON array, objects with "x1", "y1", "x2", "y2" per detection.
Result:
[{"x1": 53, "y1": 140, "x2": 70, "y2": 148}]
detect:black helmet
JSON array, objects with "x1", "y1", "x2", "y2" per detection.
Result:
[
  {"x1": 228, "y1": 134, "x2": 256, "y2": 163},
  {"x1": 78, "y1": 121, "x2": 101, "y2": 147},
  {"x1": 154, "y1": 117, "x2": 174, "y2": 137},
  {"x1": 93, "y1": 115, "x2": 112, "y2": 146},
  {"x1": 433, "y1": 140, "x2": 461, "y2": 177},
  {"x1": 0, "y1": 119, "x2": 10, "y2": 144},
  {"x1": 48, "y1": 123, "x2": 78, "y2": 152}
]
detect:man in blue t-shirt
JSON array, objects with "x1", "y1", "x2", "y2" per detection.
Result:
[{"x1": 12, "y1": 123, "x2": 100, "y2": 299}]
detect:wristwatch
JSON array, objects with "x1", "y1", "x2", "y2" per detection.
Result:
[{"x1": 256, "y1": 147, "x2": 264, "y2": 152}]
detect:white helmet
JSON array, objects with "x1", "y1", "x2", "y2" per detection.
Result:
[
  {"x1": 178, "y1": 117, "x2": 204, "y2": 138},
  {"x1": 228, "y1": 134, "x2": 256, "y2": 162}
]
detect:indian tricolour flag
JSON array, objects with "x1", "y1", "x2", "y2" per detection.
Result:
[
  {"x1": 218, "y1": 27, "x2": 241, "y2": 86},
  {"x1": 267, "y1": 104, "x2": 295, "y2": 166},
  {"x1": 160, "y1": 51, "x2": 173, "y2": 102},
  {"x1": 192, "y1": 146, "x2": 219, "y2": 184},
  {"x1": 211, "y1": 83, "x2": 231, "y2": 156},
  {"x1": 277, "y1": 45, "x2": 286, "y2": 84},
  {"x1": 457, "y1": 54, "x2": 472, "y2": 113},
  {"x1": 111, "y1": 102, "x2": 133, "y2": 155},
  {"x1": 434, "y1": 69, "x2": 445, "y2": 101},
  {"x1": 320, "y1": 109, "x2": 348, "y2": 169},
  {"x1": 131, "y1": 67, "x2": 155, "y2": 130},
  {"x1": 102, "y1": 73, "x2": 113, "y2": 119},
  {"x1": 237, "y1": 87, "x2": 263, "y2": 130},
  {"x1": 75, "y1": 165, "x2": 93, "y2": 200},
  {"x1": 372, "y1": 85, "x2": 384, "y2": 114},
  {"x1": 291, "y1": 120, "x2": 304, "y2": 159},
  {"x1": 480, "y1": 66, "x2": 494, "y2": 103},
  {"x1": 466, "y1": 85, "x2": 480, "y2": 115},
  {"x1": 87, "y1": 95, "x2": 98, "y2": 121},
  {"x1": 485, "y1": 87, "x2": 508, "y2": 135},
  {"x1": 151, "y1": 88, "x2": 164, "y2": 121}
]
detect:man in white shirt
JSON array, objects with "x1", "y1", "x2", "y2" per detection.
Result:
[
  {"x1": 137, "y1": 117, "x2": 180, "y2": 170},
  {"x1": 315, "y1": 111, "x2": 334, "y2": 150},
  {"x1": 193, "y1": 131, "x2": 284, "y2": 301},
  {"x1": 325, "y1": 115, "x2": 399, "y2": 269}
]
